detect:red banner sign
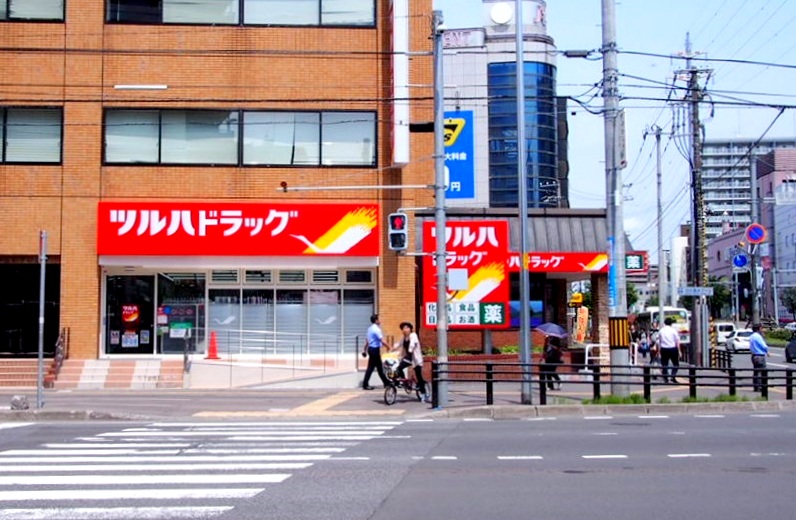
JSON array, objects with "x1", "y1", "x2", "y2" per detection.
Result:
[
  {"x1": 98, "y1": 202, "x2": 380, "y2": 256},
  {"x1": 422, "y1": 221, "x2": 509, "y2": 329},
  {"x1": 508, "y1": 252, "x2": 609, "y2": 273}
]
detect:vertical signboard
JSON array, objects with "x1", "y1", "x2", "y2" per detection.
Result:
[
  {"x1": 422, "y1": 220, "x2": 509, "y2": 329},
  {"x1": 444, "y1": 111, "x2": 475, "y2": 199}
]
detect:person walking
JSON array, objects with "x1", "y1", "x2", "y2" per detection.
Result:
[
  {"x1": 658, "y1": 318, "x2": 681, "y2": 384},
  {"x1": 362, "y1": 314, "x2": 391, "y2": 390},
  {"x1": 540, "y1": 336, "x2": 563, "y2": 391},
  {"x1": 749, "y1": 323, "x2": 769, "y2": 392}
]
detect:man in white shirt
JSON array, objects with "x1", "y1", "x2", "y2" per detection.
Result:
[{"x1": 658, "y1": 318, "x2": 681, "y2": 384}]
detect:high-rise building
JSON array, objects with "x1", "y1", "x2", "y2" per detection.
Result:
[
  {"x1": 442, "y1": 0, "x2": 568, "y2": 209},
  {"x1": 702, "y1": 138, "x2": 796, "y2": 239}
]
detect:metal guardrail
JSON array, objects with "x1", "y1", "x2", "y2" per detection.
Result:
[{"x1": 430, "y1": 361, "x2": 795, "y2": 408}]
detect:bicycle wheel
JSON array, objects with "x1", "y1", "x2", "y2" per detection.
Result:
[
  {"x1": 384, "y1": 385, "x2": 397, "y2": 406},
  {"x1": 404, "y1": 381, "x2": 414, "y2": 395}
]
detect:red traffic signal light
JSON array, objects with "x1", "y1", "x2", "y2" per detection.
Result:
[
  {"x1": 387, "y1": 212, "x2": 408, "y2": 251},
  {"x1": 390, "y1": 214, "x2": 407, "y2": 231}
]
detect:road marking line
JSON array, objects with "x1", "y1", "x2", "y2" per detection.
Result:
[
  {"x1": 694, "y1": 415, "x2": 725, "y2": 418},
  {"x1": 0, "y1": 462, "x2": 312, "y2": 472},
  {"x1": 750, "y1": 414, "x2": 780, "y2": 418},
  {"x1": 0, "y1": 454, "x2": 330, "y2": 464},
  {"x1": 667, "y1": 453, "x2": 711, "y2": 458},
  {"x1": 644, "y1": 415, "x2": 670, "y2": 419},
  {"x1": 592, "y1": 432, "x2": 618, "y2": 436},
  {"x1": 669, "y1": 432, "x2": 687, "y2": 435},
  {"x1": 497, "y1": 456, "x2": 543, "y2": 460},
  {"x1": 411, "y1": 456, "x2": 424, "y2": 460},
  {"x1": 0, "y1": 489, "x2": 260, "y2": 501},
  {"x1": 43, "y1": 443, "x2": 191, "y2": 449},
  {"x1": 584, "y1": 416, "x2": 613, "y2": 420},
  {"x1": 431, "y1": 456, "x2": 458, "y2": 460},
  {"x1": 463, "y1": 418, "x2": 492, "y2": 422},
  {"x1": 0, "y1": 449, "x2": 181, "y2": 456},
  {"x1": 0, "y1": 474, "x2": 290, "y2": 485},
  {"x1": 185, "y1": 448, "x2": 345, "y2": 454},
  {"x1": 0, "y1": 506, "x2": 232, "y2": 519},
  {"x1": 406, "y1": 419, "x2": 434, "y2": 422},
  {"x1": 148, "y1": 422, "x2": 403, "y2": 427},
  {"x1": 0, "y1": 424, "x2": 32, "y2": 431},
  {"x1": 194, "y1": 410, "x2": 405, "y2": 417},
  {"x1": 582, "y1": 454, "x2": 628, "y2": 459},
  {"x1": 329, "y1": 457, "x2": 371, "y2": 461},
  {"x1": 524, "y1": 417, "x2": 557, "y2": 421}
]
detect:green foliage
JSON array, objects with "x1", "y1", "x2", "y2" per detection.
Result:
[
  {"x1": 584, "y1": 393, "x2": 647, "y2": 405},
  {"x1": 709, "y1": 276, "x2": 732, "y2": 319},
  {"x1": 656, "y1": 397, "x2": 671, "y2": 404},
  {"x1": 781, "y1": 287, "x2": 796, "y2": 319},
  {"x1": 766, "y1": 328, "x2": 792, "y2": 341},
  {"x1": 680, "y1": 394, "x2": 750, "y2": 403},
  {"x1": 626, "y1": 282, "x2": 639, "y2": 312}
]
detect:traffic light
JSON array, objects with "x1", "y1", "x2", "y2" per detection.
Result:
[{"x1": 388, "y1": 212, "x2": 408, "y2": 251}]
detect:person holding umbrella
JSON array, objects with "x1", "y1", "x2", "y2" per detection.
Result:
[{"x1": 540, "y1": 335, "x2": 564, "y2": 391}]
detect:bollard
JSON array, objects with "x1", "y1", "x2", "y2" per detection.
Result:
[
  {"x1": 643, "y1": 366, "x2": 651, "y2": 403},
  {"x1": 431, "y1": 362, "x2": 439, "y2": 409},
  {"x1": 728, "y1": 368, "x2": 736, "y2": 396},
  {"x1": 787, "y1": 369, "x2": 793, "y2": 401},
  {"x1": 761, "y1": 369, "x2": 769, "y2": 400},
  {"x1": 592, "y1": 366, "x2": 601, "y2": 401},
  {"x1": 539, "y1": 376, "x2": 547, "y2": 406},
  {"x1": 486, "y1": 363, "x2": 494, "y2": 406},
  {"x1": 689, "y1": 366, "x2": 697, "y2": 399}
]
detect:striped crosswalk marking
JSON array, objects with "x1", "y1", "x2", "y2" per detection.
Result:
[{"x1": 0, "y1": 420, "x2": 401, "y2": 519}]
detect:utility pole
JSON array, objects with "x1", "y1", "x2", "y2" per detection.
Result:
[
  {"x1": 682, "y1": 33, "x2": 709, "y2": 366},
  {"x1": 750, "y1": 158, "x2": 760, "y2": 325},
  {"x1": 516, "y1": 0, "x2": 533, "y2": 404},
  {"x1": 652, "y1": 125, "x2": 666, "y2": 327},
  {"x1": 432, "y1": 10, "x2": 449, "y2": 407},
  {"x1": 602, "y1": 0, "x2": 629, "y2": 396}
]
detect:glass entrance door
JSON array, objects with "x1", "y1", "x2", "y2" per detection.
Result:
[{"x1": 105, "y1": 275, "x2": 155, "y2": 355}]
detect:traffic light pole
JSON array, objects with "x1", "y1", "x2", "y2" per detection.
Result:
[{"x1": 432, "y1": 10, "x2": 449, "y2": 408}]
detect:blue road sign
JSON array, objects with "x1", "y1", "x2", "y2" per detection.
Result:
[
  {"x1": 733, "y1": 254, "x2": 748, "y2": 268},
  {"x1": 745, "y1": 223, "x2": 767, "y2": 244}
]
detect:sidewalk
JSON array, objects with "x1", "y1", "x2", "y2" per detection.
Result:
[{"x1": 0, "y1": 367, "x2": 794, "y2": 422}]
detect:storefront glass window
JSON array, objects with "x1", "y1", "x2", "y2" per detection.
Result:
[
  {"x1": 275, "y1": 290, "x2": 307, "y2": 353},
  {"x1": 208, "y1": 289, "x2": 241, "y2": 355},
  {"x1": 242, "y1": 289, "x2": 274, "y2": 353},
  {"x1": 342, "y1": 289, "x2": 374, "y2": 351},
  {"x1": 156, "y1": 273, "x2": 206, "y2": 354},
  {"x1": 106, "y1": 275, "x2": 155, "y2": 355},
  {"x1": 308, "y1": 290, "x2": 340, "y2": 350}
]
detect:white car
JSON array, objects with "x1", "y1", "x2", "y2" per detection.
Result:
[
  {"x1": 715, "y1": 322, "x2": 736, "y2": 345},
  {"x1": 784, "y1": 322, "x2": 796, "y2": 332},
  {"x1": 726, "y1": 329, "x2": 753, "y2": 353}
]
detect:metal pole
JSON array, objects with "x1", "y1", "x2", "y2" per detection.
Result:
[
  {"x1": 750, "y1": 157, "x2": 761, "y2": 325},
  {"x1": 773, "y1": 268, "x2": 780, "y2": 323},
  {"x1": 432, "y1": 10, "x2": 449, "y2": 407},
  {"x1": 37, "y1": 231, "x2": 47, "y2": 410},
  {"x1": 654, "y1": 126, "x2": 666, "y2": 327},
  {"x1": 516, "y1": 0, "x2": 533, "y2": 404},
  {"x1": 602, "y1": 0, "x2": 629, "y2": 395}
]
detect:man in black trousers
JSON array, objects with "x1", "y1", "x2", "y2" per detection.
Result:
[{"x1": 362, "y1": 314, "x2": 391, "y2": 390}]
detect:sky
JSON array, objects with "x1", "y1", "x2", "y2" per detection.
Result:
[{"x1": 433, "y1": 0, "x2": 796, "y2": 262}]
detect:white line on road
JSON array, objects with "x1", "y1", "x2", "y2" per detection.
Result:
[
  {"x1": 584, "y1": 416, "x2": 613, "y2": 420},
  {"x1": 669, "y1": 432, "x2": 687, "y2": 435},
  {"x1": 0, "y1": 449, "x2": 181, "y2": 456},
  {"x1": 184, "y1": 426, "x2": 393, "y2": 431},
  {"x1": 149, "y1": 421, "x2": 402, "y2": 427},
  {"x1": 0, "y1": 424, "x2": 32, "y2": 431},
  {"x1": 694, "y1": 415, "x2": 725, "y2": 419},
  {"x1": 406, "y1": 419, "x2": 434, "y2": 423},
  {"x1": 667, "y1": 453, "x2": 711, "y2": 458},
  {"x1": 0, "y1": 473, "x2": 291, "y2": 486},
  {"x1": 0, "y1": 488, "x2": 261, "y2": 501},
  {"x1": 592, "y1": 432, "x2": 619, "y2": 436},
  {"x1": 463, "y1": 418, "x2": 492, "y2": 422},
  {"x1": 43, "y1": 444, "x2": 191, "y2": 449},
  {"x1": 185, "y1": 448, "x2": 345, "y2": 454},
  {"x1": 749, "y1": 414, "x2": 780, "y2": 418},
  {"x1": 0, "y1": 506, "x2": 232, "y2": 519},
  {"x1": 99, "y1": 430, "x2": 386, "y2": 437},
  {"x1": 431, "y1": 456, "x2": 458, "y2": 460},
  {"x1": 582, "y1": 455, "x2": 628, "y2": 459},
  {"x1": 0, "y1": 454, "x2": 330, "y2": 464},
  {"x1": 0, "y1": 462, "x2": 312, "y2": 472},
  {"x1": 523, "y1": 417, "x2": 557, "y2": 421},
  {"x1": 329, "y1": 457, "x2": 371, "y2": 461},
  {"x1": 644, "y1": 416, "x2": 670, "y2": 419},
  {"x1": 497, "y1": 456, "x2": 543, "y2": 460}
]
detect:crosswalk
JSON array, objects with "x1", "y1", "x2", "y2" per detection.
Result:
[{"x1": 0, "y1": 421, "x2": 402, "y2": 519}]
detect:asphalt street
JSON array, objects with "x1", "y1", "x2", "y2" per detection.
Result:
[{"x1": 0, "y1": 412, "x2": 793, "y2": 520}]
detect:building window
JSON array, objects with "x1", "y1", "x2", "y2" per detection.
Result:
[
  {"x1": 1, "y1": 0, "x2": 64, "y2": 21},
  {"x1": 1, "y1": 108, "x2": 62, "y2": 163},
  {"x1": 105, "y1": 109, "x2": 376, "y2": 167},
  {"x1": 107, "y1": 0, "x2": 374, "y2": 26}
]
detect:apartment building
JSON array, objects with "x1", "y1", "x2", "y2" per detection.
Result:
[{"x1": 0, "y1": 0, "x2": 433, "y2": 359}]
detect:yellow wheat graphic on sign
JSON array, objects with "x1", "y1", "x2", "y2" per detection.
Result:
[
  {"x1": 580, "y1": 254, "x2": 608, "y2": 272},
  {"x1": 292, "y1": 207, "x2": 378, "y2": 254},
  {"x1": 452, "y1": 262, "x2": 506, "y2": 302}
]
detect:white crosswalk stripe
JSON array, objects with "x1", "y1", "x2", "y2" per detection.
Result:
[{"x1": 0, "y1": 421, "x2": 400, "y2": 519}]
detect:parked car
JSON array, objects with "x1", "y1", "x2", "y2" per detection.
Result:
[
  {"x1": 785, "y1": 322, "x2": 796, "y2": 332},
  {"x1": 714, "y1": 322, "x2": 736, "y2": 345},
  {"x1": 726, "y1": 329, "x2": 753, "y2": 353}
]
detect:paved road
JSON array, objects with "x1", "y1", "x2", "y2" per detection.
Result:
[{"x1": 0, "y1": 412, "x2": 794, "y2": 519}]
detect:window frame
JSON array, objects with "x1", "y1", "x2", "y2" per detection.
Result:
[
  {"x1": 103, "y1": 108, "x2": 378, "y2": 168},
  {"x1": 0, "y1": 0, "x2": 65, "y2": 22},
  {"x1": 104, "y1": 0, "x2": 376, "y2": 27},
  {"x1": 1, "y1": 106, "x2": 64, "y2": 164}
]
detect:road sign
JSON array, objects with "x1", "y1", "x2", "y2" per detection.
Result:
[
  {"x1": 732, "y1": 254, "x2": 748, "y2": 268},
  {"x1": 677, "y1": 286, "x2": 714, "y2": 297},
  {"x1": 745, "y1": 223, "x2": 767, "y2": 244}
]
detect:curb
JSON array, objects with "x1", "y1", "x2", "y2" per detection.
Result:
[
  {"x1": 419, "y1": 400, "x2": 796, "y2": 420},
  {"x1": 0, "y1": 410, "x2": 152, "y2": 421}
]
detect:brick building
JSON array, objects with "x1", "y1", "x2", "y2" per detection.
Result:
[{"x1": 0, "y1": 1, "x2": 434, "y2": 361}]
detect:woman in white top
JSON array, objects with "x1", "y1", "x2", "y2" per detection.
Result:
[{"x1": 396, "y1": 322, "x2": 429, "y2": 402}]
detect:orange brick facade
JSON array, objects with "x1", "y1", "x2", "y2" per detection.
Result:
[{"x1": 0, "y1": 1, "x2": 434, "y2": 359}]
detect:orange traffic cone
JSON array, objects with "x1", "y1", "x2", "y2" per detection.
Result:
[{"x1": 205, "y1": 331, "x2": 220, "y2": 360}]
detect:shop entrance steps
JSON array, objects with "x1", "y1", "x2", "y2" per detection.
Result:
[{"x1": 52, "y1": 359, "x2": 184, "y2": 390}]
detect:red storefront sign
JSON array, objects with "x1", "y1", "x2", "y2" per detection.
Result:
[
  {"x1": 508, "y1": 252, "x2": 609, "y2": 273},
  {"x1": 98, "y1": 202, "x2": 379, "y2": 256},
  {"x1": 422, "y1": 221, "x2": 509, "y2": 329}
]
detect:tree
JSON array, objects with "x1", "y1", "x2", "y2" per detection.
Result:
[
  {"x1": 646, "y1": 296, "x2": 659, "y2": 308},
  {"x1": 626, "y1": 282, "x2": 639, "y2": 311},
  {"x1": 781, "y1": 287, "x2": 796, "y2": 320},
  {"x1": 709, "y1": 276, "x2": 732, "y2": 319}
]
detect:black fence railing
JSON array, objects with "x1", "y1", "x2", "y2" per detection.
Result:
[{"x1": 430, "y1": 361, "x2": 795, "y2": 408}]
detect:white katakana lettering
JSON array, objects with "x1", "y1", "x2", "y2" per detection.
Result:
[{"x1": 219, "y1": 210, "x2": 243, "y2": 237}]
